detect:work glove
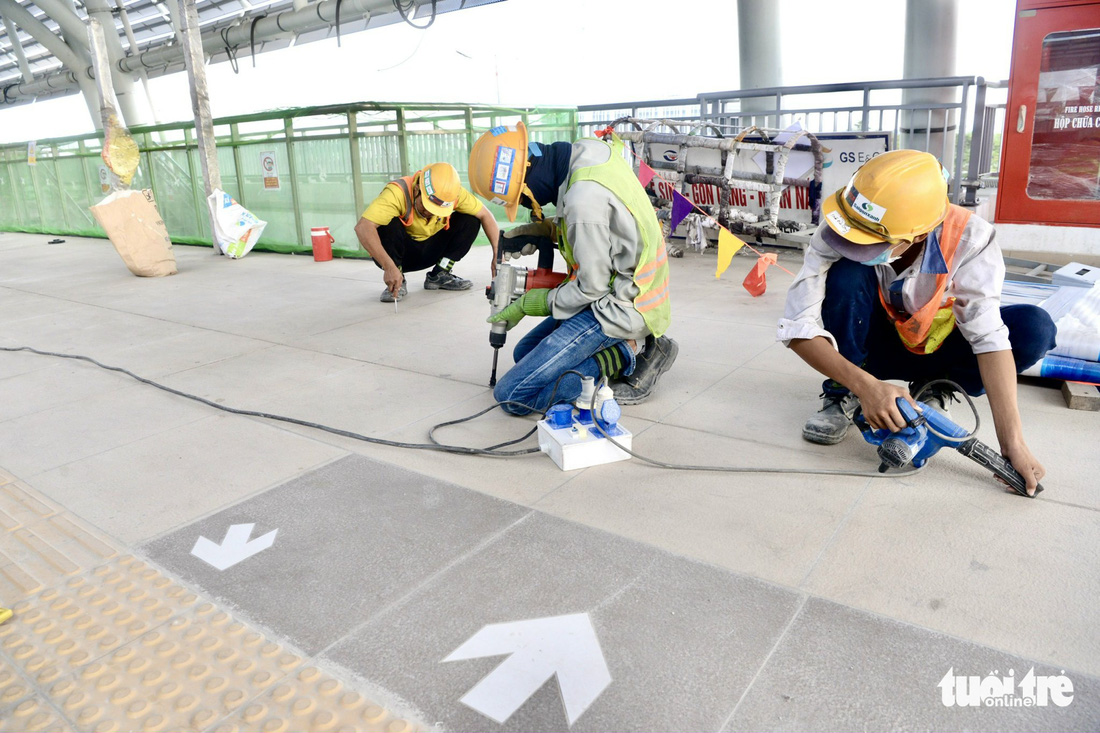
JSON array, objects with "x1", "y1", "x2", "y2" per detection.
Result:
[
  {"x1": 486, "y1": 288, "x2": 552, "y2": 330},
  {"x1": 499, "y1": 219, "x2": 559, "y2": 261}
]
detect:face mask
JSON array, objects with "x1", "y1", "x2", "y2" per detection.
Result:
[{"x1": 860, "y1": 249, "x2": 900, "y2": 266}]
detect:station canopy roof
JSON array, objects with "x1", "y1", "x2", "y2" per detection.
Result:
[{"x1": 0, "y1": 0, "x2": 502, "y2": 106}]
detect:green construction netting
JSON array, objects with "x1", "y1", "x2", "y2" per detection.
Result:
[{"x1": 0, "y1": 103, "x2": 577, "y2": 257}]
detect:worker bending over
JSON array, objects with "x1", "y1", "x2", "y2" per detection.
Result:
[
  {"x1": 468, "y1": 123, "x2": 678, "y2": 414},
  {"x1": 354, "y1": 162, "x2": 500, "y2": 302},
  {"x1": 778, "y1": 150, "x2": 1057, "y2": 495}
]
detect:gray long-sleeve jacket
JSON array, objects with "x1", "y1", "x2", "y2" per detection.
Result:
[{"x1": 545, "y1": 139, "x2": 650, "y2": 341}]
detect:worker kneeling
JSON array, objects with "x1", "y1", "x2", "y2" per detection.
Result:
[
  {"x1": 469, "y1": 123, "x2": 678, "y2": 415},
  {"x1": 778, "y1": 149, "x2": 1057, "y2": 496}
]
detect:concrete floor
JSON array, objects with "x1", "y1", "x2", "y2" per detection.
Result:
[{"x1": 0, "y1": 230, "x2": 1097, "y2": 731}]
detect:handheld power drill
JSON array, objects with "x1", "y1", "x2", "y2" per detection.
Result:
[
  {"x1": 486, "y1": 235, "x2": 566, "y2": 386},
  {"x1": 855, "y1": 397, "x2": 1043, "y2": 497}
]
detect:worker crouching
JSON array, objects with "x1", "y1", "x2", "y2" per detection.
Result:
[
  {"x1": 468, "y1": 122, "x2": 679, "y2": 414},
  {"x1": 354, "y1": 162, "x2": 500, "y2": 302},
  {"x1": 778, "y1": 149, "x2": 1057, "y2": 496}
]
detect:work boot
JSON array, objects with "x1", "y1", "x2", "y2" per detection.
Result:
[
  {"x1": 802, "y1": 392, "x2": 860, "y2": 445},
  {"x1": 379, "y1": 279, "x2": 407, "y2": 303},
  {"x1": 611, "y1": 335, "x2": 679, "y2": 405},
  {"x1": 424, "y1": 270, "x2": 472, "y2": 291},
  {"x1": 913, "y1": 383, "x2": 957, "y2": 420}
]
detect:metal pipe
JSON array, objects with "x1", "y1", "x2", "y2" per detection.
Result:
[
  {"x1": 116, "y1": 0, "x2": 162, "y2": 127},
  {"x1": 1, "y1": 12, "x2": 34, "y2": 82},
  {"x1": 26, "y1": 0, "x2": 90, "y2": 51},
  {"x1": 4, "y1": 0, "x2": 386, "y2": 103},
  {"x1": 0, "y1": 0, "x2": 101, "y2": 125},
  {"x1": 0, "y1": 0, "x2": 88, "y2": 77}
]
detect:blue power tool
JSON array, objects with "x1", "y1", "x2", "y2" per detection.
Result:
[{"x1": 855, "y1": 398, "x2": 1043, "y2": 497}]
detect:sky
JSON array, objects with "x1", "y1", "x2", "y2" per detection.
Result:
[{"x1": 0, "y1": 0, "x2": 1018, "y2": 143}]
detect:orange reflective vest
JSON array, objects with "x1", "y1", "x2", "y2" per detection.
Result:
[{"x1": 877, "y1": 204, "x2": 972, "y2": 355}]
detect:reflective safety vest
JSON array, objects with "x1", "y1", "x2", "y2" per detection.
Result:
[
  {"x1": 877, "y1": 204, "x2": 972, "y2": 354},
  {"x1": 389, "y1": 174, "x2": 449, "y2": 230},
  {"x1": 559, "y1": 136, "x2": 671, "y2": 338}
]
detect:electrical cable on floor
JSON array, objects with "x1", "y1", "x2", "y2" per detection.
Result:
[
  {"x1": 1, "y1": 346, "x2": 543, "y2": 457},
  {"x1": 1, "y1": 347, "x2": 970, "y2": 480}
]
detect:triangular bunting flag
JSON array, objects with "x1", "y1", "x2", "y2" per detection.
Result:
[
  {"x1": 670, "y1": 191, "x2": 693, "y2": 232},
  {"x1": 742, "y1": 253, "x2": 778, "y2": 297},
  {"x1": 637, "y1": 161, "x2": 656, "y2": 188},
  {"x1": 715, "y1": 227, "x2": 746, "y2": 279}
]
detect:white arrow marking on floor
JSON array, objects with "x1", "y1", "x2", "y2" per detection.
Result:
[
  {"x1": 442, "y1": 613, "x2": 611, "y2": 725},
  {"x1": 190, "y1": 523, "x2": 277, "y2": 570}
]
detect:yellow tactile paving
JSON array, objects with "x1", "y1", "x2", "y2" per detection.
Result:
[
  {"x1": 211, "y1": 664, "x2": 419, "y2": 733},
  {"x1": 0, "y1": 470, "x2": 425, "y2": 732}
]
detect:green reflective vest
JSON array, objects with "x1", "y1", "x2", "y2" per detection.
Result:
[{"x1": 559, "y1": 136, "x2": 671, "y2": 338}]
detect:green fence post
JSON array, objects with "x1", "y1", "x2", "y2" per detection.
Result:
[
  {"x1": 348, "y1": 110, "x2": 364, "y2": 218},
  {"x1": 184, "y1": 128, "x2": 206, "y2": 240},
  {"x1": 396, "y1": 106, "x2": 410, "y2": 175},
  {"x1": 78, "y1": 140, "x2": 95, "y2": 207},
  {"x1": 464, "y1": 108, "x2": 475, "y2": 162},
  {"x1": 284, "y1": 118, "x2": 305, "y2": 247},
  {"x1": 143, "y1": 133, "x2": 158, "y2": 205},
  {"x1": 50, "y1": 144, "x2": 70, "y2": 231},
  {"x1": 231, "y1": 123, "x2": 245, "y2": 207},
  {"x1": 11, "y1": 158, "x2": 27, "y2": 228},
  {"x1": 28, "y1": 150, "x2": 45, "y2": 230}
]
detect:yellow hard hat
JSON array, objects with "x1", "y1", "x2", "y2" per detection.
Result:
[
  {"x1": 820, "y1": 149, "x2": 949, "y2": 262},
  {"x1": 468, "y1": 122, "x2": 530, "y2": 222},
  {"x1": 418, "y1": 162, "x2": 462, "y2": 218}
]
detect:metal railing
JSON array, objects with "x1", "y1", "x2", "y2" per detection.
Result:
[
  {"x1": 0, "y1": 102, "x2": 577, "y2": 254},
  {"x1": 579, "y1": 77, "x2": 1008, "y2": 207}
]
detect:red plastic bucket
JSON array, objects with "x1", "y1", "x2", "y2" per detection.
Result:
[{"x1": 311, "y1": 226, "x2": 334, "y2": 262}]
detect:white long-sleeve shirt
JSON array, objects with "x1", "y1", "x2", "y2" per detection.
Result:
[
  {"x1": 545, "y1": 139, "x2": 650, "y2": 341},
  {"x1": 777, "y1": 214, "x2": 1011, "y2": 354}
]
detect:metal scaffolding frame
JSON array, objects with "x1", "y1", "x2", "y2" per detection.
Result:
[{"x1": 577, "y1": 76, "x2": 1010, "y2": 209}]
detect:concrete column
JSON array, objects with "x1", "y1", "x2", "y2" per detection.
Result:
[
  {"x1": 83, "y1": 0, "x2": 146, "y2": 127},
  {"x1": 736, "y1": 0, "x2": 782, "y2": 129},
  {"x1": 901, "y1": 0, "x2": 958, "y2": 159},
  {"x1": 177, "y1": 0, "x2": 223, "y2": 249}
]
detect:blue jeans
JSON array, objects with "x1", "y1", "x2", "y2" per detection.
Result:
[
  {"x1": 494, "y1": 309, "x2": 636, "y2": 416},
  {"x1": 821, "y1": 257, "x2": 1058, "y2": 397}
]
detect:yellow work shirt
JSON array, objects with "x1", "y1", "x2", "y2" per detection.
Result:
[{"x1": 362, "y1": 183, "x2": 484, "y2": 241}]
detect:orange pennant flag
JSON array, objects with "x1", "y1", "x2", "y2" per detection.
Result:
[
  {"x1": 742, "y1": 253, "x2": 778, "y2": 297},
  {"x1": 715, "y1": 227, "x2": 746, "y2": 279}
]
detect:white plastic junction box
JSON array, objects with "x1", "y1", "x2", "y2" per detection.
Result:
[{"x1": 536, "y1": 418, "x2": 632, "y2": 471}]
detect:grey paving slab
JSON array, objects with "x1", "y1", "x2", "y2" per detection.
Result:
[
  {"x1": 803, "y1": 469, "x2": 1100, "y2": 677},
  {"x1": 672, "y1": 317, "x2": 778, "y2": 368},
  {"x1": 725, "y1": 596, "x2": 1100, "y2": 732},
  {"x1": 533, "y1": 421, "x2": 871, "y2": 587},
  {"x1": 346, "y1": 391, "x2": 581, "y2": 506},
  {"x1": 141, "y1": 453, "x2": 531, "y2": 655},
  {"x1": 257, "y1": 360, "x2": 490, "y2": 437},
  {"x1": 158, "y1": 344, "x2": 366, "y2": 404},
  {"x1": 0, "y1": 381, "x2": 210, "y2": 476},
  {"x1": 30, "y1": 412, "x2": 347, "y2": 543},
  {"x1": 659, "y1": 359, "x2": 861, "y2": 453},
  {"x1": 0, "y1": 357, "x2": 124, "y2": 415},
  {"x1": 323, "y1": 510, "x2": 803, "y2": 732}
]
